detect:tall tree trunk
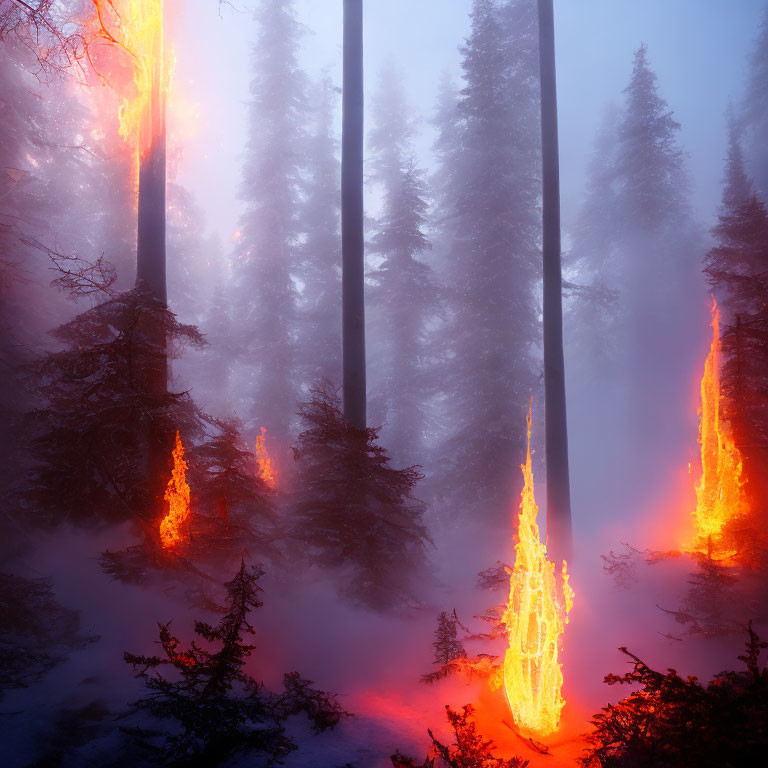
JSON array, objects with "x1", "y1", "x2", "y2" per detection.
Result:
[
  {"x1": 341, "y1": 0, "x2": 366, "y2": 429},
  {"x1": 136, "y1": 138, "x2": 166, "y2": 305},
  {"x1": 538, "y1": 0, "x2": 572, "y2": 563},
  {"x1": 134, "y1": 3, "x2": 169, "y2": 521}
]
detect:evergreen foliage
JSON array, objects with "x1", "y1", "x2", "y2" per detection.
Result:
[
  {"x1": 705, "y1": 121, "x2": 768, "y2": 549},
  {"x1": 430, "y1": 0, "x2": 540, "y2": 515},
  {"x1": 581, "y1": 624, "x2": 768, "y2": 768},
  {"x1": 368, "y1": 70, "x2": 439, "y2": 466},
  {"x1": 232, "y1": 0, "x2": 307, "y2": 442},
  {"x1": 124, "y1": 561, "x2": 347, "y2": 766},
  {"x1": 188, "y1": 420, "x2": 277, "y2": 559},
  {"x1": 392, "y1": 704, "x2": 528, "y2": 768},
  {"x1": 421, "y1": 611, "x2": 468, "y2": 683},
  {"x1": 742, "y1": 7, "x2": 768, "y2": 197},
  {"x1": 295, "y1": 74, "x2": 342, "y2": 388},
  {"x1": 291, "y1": 382, "x2": 430, "y2": 609},
  {"x1": 0, "y1": 572, "x2": 95, "y2": 698},
  {"x1": 21, "y1": 285, "x2": 205, "y2": 526}
]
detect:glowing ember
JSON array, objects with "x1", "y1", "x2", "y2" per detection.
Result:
[
  {"x1": 255, "y1": 426, "x2": 276, "y2": 488},
  {"x1": 91, "y1": 0, "x2": 172, "y2": 160},
  {"x1": 159, "y1": 431, "x2": 191, "y2": 550},
  {"x1": 690, "y1": 297, "x2": 746, "y2": 560},
  {"x1": 502, "y1": 404, "x2": 573, "y2": 738}
]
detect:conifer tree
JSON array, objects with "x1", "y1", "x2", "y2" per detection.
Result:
[
  {"x1": 1, "y1": 39, "x2": 118, "y2": 486},
  {"x1": 124, "y1": 561, "x2": 346, "y2": 766},
  {"x1": 368, "y1": 71, "x2": 439, "y2": 466},
  {"x1": 430, "y1": 0, "x2": 541, "y2": 517},
  {"x1": 232, "y1": 0, "x2": 306, "y2": 442},
  {"x1": 291, "y1": 383, "x2": 430, "y2": 609},
  {"x1": 597, "y1": 44, "x2": 701, "y2": 493},
  {"x1": 421, "y1": 611, "x2": 468, "y2": 683},
  {"x1": 22, "y1": 286, "x2": 206, "y2": 526},
  {"x1": 704, "y1": 120, "x2": 768, "y2": 557},
  {"x1": 581, "y1": 625, "x2": 768, "y2": 768},
  {"x1": 296, "y1": 74, "x2": 342, "y2": 388},
  {"x1": 742, "y1": 6, "x2": 768, "y2": 197},
  {"x1": 188, "y1": 420, "x2": 277, "y2": 559}
]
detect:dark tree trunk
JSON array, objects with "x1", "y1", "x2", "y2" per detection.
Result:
[
  {"x1": 134, "y1": 20, "x2": 170, "y2": 522},
  {"x1": 538, "y1": 0, "x2": 572, "y2": 563},
  {"x1": 341, "y1": 0, "x2": 366, "y2": 429},
  {"x1": 136, "y1": 136, "x2": 167, "y2": 305}
]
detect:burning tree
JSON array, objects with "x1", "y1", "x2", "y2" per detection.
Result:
[
  {"x1": 689, "y1": 297, "x2": 747, "y2": 561},
  {"x1": 581, "y1": 623, "x2": 768, "y2": 768},
  {"x1": 704, "y1": 119, "x2": 768, "y2": 569},
  {"x1": 21, "y1": 285, "x2": 205, "y2": 526},
  {"x1": 502, "y1": 405, "x2": 573, "y2": 738},
  {"x1": 291, "y1": 382, "x2": 430, "y2": 610},
  {"x1": 89, "y1": 0, "x2": 171, "y2": 302},
  {"x1": 124, "y1": 561, "x2": 348, "y2": 766},
  {"x1": 188, "y1": 420, "x2": 277, "y2": 560}
]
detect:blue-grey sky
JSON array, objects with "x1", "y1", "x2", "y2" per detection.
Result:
[{"x1": 171, "y1": 0, "x2": 766, "y2": 248}]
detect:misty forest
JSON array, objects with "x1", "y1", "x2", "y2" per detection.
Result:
[{"x1": 2, "y1": 0, "x2": 768, "y2": 766}]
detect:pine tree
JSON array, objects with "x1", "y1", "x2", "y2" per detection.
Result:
[
  {"x1": 616, "y1": 45, "x2": 685, "y2": 233},
  {"x1": 705, "y1": 120, "x2": 768, "y2": 314},
  {"x1": 295, "y1": 74, "x2": 342, "y2": 388},
  {"x1": 368, "y1": 70, "x2": 439, "y2": 466},
  {"x1": 231, "y1": 0, "x2": 306, "y2": 443},
  {"x1": 581, "y1": 624, "x2": 768, "y2": 768},
  {"x1": 21, "y1": 286, "x2": 206, "y2": 527},
  {"x1": 124, "y1": 561, "x2": 347, "y2": 766},
  {"x1": 421, "y1": 611, "x2": 468, "y2": 683},
  {"x1": 188, "y1": 420, "x2": 277, "y2": 560},
  {"x1": 602, "y1": 43, "x2": 701, "y2": 493},
  {"x1": 742, "y1": 6, "x2": 768, "y2": 197},
  {"x1": 290, "y1": 383, "x2": 430, "y2": 609},
  {"x1": 1, "y1": 39, "x2": 117, "y2": 487},
  {"x1": 431, "y1": 0, "x2": 540, "y2": 516},
  {"x1": 704, "y1": 120, "x2": 768, "y2": 561}
]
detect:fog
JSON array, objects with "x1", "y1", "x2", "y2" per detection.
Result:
[{"x1": 2, "y1": 1, "x2": 768, "y2": 766}]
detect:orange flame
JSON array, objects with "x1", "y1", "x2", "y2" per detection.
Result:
[
  {"x1": 690, "y1": 297, "x2": 745, "y2": 561},
  {"x1": 159, "y1": 431, "x2": 191, "y2": 550},
  {"x1": 91, "y1": 1, "x2": 172, "y2": 162},
  {"x1": 255, "y1": 426, "x2": 276, "y2": 488},
  {"x1": 502, "y1": 404, "x2": 573, "y2": 738}
]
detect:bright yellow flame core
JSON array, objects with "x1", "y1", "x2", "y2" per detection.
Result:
[
  {"x1": 160, "y1": 431, "x2": 191, "y2": 550},
  {"x1": 93, "y1": 0, "x2": 172, "y2": 158},
  {"x1": 691, "y1": 298, "x2": 745, "y2": 560},
  {"x1": 255, "y1": 426, "x2": 276, "y2": 489},
  {"x1": 502, "y1": 408, "x2": 572, "y2": 738}
]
